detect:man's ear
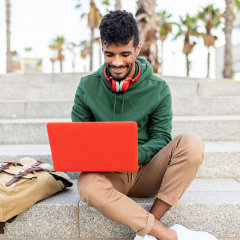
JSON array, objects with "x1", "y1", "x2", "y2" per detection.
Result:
[{"x1": 136, "y1": 42, "x2": 141, "y2": 56}]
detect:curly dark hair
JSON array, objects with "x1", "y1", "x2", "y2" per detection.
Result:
[{"x1": 99, "y1": 10, "x2": 139, "y2": 48}]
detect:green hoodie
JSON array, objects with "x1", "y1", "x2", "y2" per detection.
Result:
[{"x1": 71, "y1": 57, "x2": 172, "y2": 165}]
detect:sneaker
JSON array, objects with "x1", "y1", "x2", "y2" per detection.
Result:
[
  {"x1": 134, "y1": 234, "x2": 158, "y2": 240},
  {"x1": 170, "y1": 224, "x2": 218, "y2": 240}
]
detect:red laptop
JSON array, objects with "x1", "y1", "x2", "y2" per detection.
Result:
[{"x1": 47, "y1": 122, "x2": 138, "y2": 172}]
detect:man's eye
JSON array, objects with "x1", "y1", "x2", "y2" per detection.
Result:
[
  {"x1": 122, "y1": 54, "x2": 130, "y2": 57},
  {"x1": 105, "y1": 54, "x2": 113, "y2": 57}
]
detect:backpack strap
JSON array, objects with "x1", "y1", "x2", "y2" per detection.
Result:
[
  {"x1": 0, "y1": 222, "x2": 5, "y2": 234},
  {"x1": 5, "y1": 167, "x2": 55, "y2": 187},
  {"x1": 31, "y1": 160, "x2": 43, "y2": 167},
  {"x1": 0, "y1": 162, "x2": 23, "y2": 173},
  {"x1": 0, "y1": 216, "x2": 17, "y2": 234}
]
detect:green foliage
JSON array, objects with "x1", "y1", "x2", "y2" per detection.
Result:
[
  {"x1": 236, "y1": 0, "x2": 240, "y2": 11},
  {"x1": 49, "y1": 35, "x2": 66, "y2": 70},
  {"x1": 197, "y1": 4, "x2": 223, "y2": 33},
  {"x1": 80, "y1": 40, "x2": 89, "y2": 47},
  {"x1": 102, "y1": 0, "x2": 110, "y2": 6},
  {"x1": 175, "y1": 14, "x2": 199, "y2": 40},
  {"x1": 157, "y1": 10, "x2": 177, "y2": 40},
  {"x1": 49, "y1": 36, "x2": 66, "y2": 50},
  {"x1": 66, "y1": 42, "x2": 78, "y2": 53},
  {"x1": 11, "y1": 50, "x2": 19, "y2": 56},
  {"x1": 24, "y1": 47, "x2": 32, "y2": 52},
  {"x1": 75, "y1": 0, "x2": 109, "y2": 14},
  {"x1": 79, "y1": 40, "x2": 90, "y2": 59}
]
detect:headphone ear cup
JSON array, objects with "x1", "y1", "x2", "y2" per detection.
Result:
[
  {"x1": 112, "y1": 80, "x2": 117, "y2": 92},
  {"x1": 121, "y1": 80, "x2": 130, "y2": 91}
]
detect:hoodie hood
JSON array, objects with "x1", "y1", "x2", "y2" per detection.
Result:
[{"x1": 97, "y1": 57, "x2": 153, "y2": 92}]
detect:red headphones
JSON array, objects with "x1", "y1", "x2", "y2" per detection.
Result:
[{"x1": 104, "y1": 61, "x2": 141, "y2": 92}]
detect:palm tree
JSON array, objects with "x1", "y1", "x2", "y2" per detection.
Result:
[
  {"x1": 50, "y1": 57, "x2": 56, "y2": 74},
  {"x1": 67, "y1": 42, "x2": 77, "y2": 72},
  {"x1": 49, "y1": 36, "x2": 66, "y2": 72},
  {"x1": 223, "y1": 0, "x2": 234, "y2": 78},
  {"x1": 157, "y1": 10, "x2": 175, "y2": 74},
  {"x1": 197, "y1": 4, "x2": 223, "y2": 78},
  {"x1": 76, "y1": 0, "x2": 107, "y2": 71},
  {"x1": 24, "y1": 47, "x2": 32, "y2": 58},
  {"x1": 6, "y1": 0, "x2": 12, "y2": 72},
  {"x1": 79, "y1": 40, "x2": 90, "y2": 72},
  {"x1": 11, "y1": 50, "x2": 20, "y2": 72},
  {"x1": 136, "y1": 0, "x2": 159, "y2": 73},
  {"x1": 24, "y1": 47, "x2": 32, "y2": 52},
  {"x1": 175, "y1": 14, "x2": 199, "y2": 77},
  {"x1": 79, "y1": 40, "x2": 90, "y2": 58},
  {"x1": 94, "y1": 37, "x2": 102, "y2": 67}
]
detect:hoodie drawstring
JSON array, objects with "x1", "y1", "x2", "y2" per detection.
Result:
[
  {"x1": 127, "y1": 172, "x2": 133, "y2": 183},
  {"x1": 120, "y1": 91, "x2": 125, "y2": 121},
  {"x1": 112, "y1": 92, "x2": 117, "y2": 120},
  {"x1": 120, "y1": 92, "x2": 133, "y2": 182},
  {"x1": 112, "y1": 91, "x2": 133, "y2": 183}
]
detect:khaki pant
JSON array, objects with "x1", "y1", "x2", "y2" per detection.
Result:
[{"x1": 77, "y1": 133, "x2": 204, "y2": 236}]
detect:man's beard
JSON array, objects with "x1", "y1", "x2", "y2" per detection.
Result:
[{"x1": 107, "y1": 63, "x2": 133, "y2": 81}]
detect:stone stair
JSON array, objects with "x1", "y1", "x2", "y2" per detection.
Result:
[{"x1": 0, "y1": 73, "x2": 240, "y2": 239}]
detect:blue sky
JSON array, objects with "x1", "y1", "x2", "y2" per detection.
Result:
[{"x1": 1, "y1": 0, "x2": 237, "y2": 78}]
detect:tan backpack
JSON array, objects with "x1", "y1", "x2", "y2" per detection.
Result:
[{"x1": 0, "y1": 157, "x2": 73, "y2": 234}]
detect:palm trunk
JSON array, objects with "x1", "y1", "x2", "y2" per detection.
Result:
[
  {"x1": 58, "y1": 49, "x2": 63, "y2": 72},
  {"x1": 115, "y1": 0, "x2": 121, "y2": 10},
  {"x1": 90, "y1": 28, "x2": 94, "y2": 71},
  {"x1": 136, "y1": 0, "x2": 159, "y2": 73},
  {"x1": 60, "y1": 60, "x2": 63, "y2": 72},
  {"x1": 186, "y1": 54, "x2": 190, "y2": 77},
  {"x1": 52, "y1": 62, "x2": 55, "y2": 73},
  {"x1": 6, "y1": 0, "x2": 12, "y2": 72},
  {"x1": 223, "y1": 0, "x2": 234, "y2": 78},
  {"x1": 207, "y1": 47, "x2": 210, "y2": 78},
  {"x1": 160, "y1": 40, "x2": 164, "y2": 74},
  {"x1": 72, "y1": 52, "x2": 76, "y2": 72}
]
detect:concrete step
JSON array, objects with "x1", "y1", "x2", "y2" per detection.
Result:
[
  {"x1": 0, "y1": 178, "x2": 239, "y2": 239},
  {"x1": 172, "y1": 96, "x2": 240, "y2": 116},
  {"x1": 0, "y1": 116, "x2": 240, "y2": 144},
  {"x1": 0, "y1": 72, "x2": 85, "y2": 85},
  {"x1": 173, "y1": 115, "x2": 240, "y2": 141},
  {"x1": 0, "y1": 74, "x2": 239, "y2": 100},
  {"x1": 1, "y1": 142, "x2": 240, "y2": 178},
  {"x1": 166, "y1": 77, "x2": 240, "y2": 97},
  {"x1": 0, "y1": 84, "x2": 78, "y2": 100},
  {"x1": 0, "y1": 73, "x2": 235, "y2": 85},
  {"x1": 1, "y1": 96, "x2": 240, "y2": 119},
  {"x1": 0, "y1": 100, "x2": 73, "y2": 119}
]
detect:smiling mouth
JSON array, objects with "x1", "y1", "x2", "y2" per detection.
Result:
[
  {"x1": 112, "y1": 68, "x2": 125, "y2": 73},
  {"x1": 109, "y1": 65, "x2": 128, "y2": 74}
]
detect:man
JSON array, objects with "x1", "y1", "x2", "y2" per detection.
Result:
[{"x1": 72, "y1": 10, "x2": 217, "y2": 240}]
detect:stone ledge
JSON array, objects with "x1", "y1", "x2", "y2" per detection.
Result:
[
  {"x1": 2, "y1": 96, "x2": 240, "y2": 119},
  {"x1": 1, "y1": 117, "x2": 240, "y2": 144},
  {"x1": 1, "y1": 142, "x2": 240, "y2": 178},
  {"x1": 1, "y1": 75, "x2": 240, "y2": 101},
  {"x1": 0, "y1": 178, "x2": 240, "y2": 239}
]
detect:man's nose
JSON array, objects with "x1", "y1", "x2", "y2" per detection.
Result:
[{"x1": 112, "y1": 56, "x2": 124, "y2": 67}]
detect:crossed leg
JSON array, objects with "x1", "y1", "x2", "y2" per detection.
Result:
[{"x1": 77, "y1": 133, "x2": 204, "y2": 239}]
